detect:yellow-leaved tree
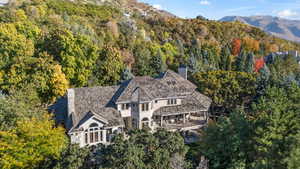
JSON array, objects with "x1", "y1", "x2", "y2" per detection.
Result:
[{"x1": 0, "y1": 89, "x2": 68, "y2": 169}]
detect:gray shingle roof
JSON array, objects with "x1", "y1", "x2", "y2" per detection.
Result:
[
  {"x1": 153, "y1": 91, "x2": 212, "y2": 116},
  {"x1": 116, "y1": 76, "x2": 178, "y2": 103},
  {"x1": 158, "y1": 70, "x2": 197, "y2": 95},
  {"x1": 52, "y1": 69, "x2": 211, "y2": 131},
  {"x1": 70, "y1": 86, "x2": 124, "y2": 131}
]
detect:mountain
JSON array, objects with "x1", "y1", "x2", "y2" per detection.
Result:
[{"x1": 220, "y1": 15, "x2": 300, "y2": 42}]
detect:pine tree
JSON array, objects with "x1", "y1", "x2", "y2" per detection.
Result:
[
  {"x1": 235, "y1": 49, "x2": 247, "y2": 71},
  {"x1": 188, "y1": 55, "x2": 200, "y2": 75},
  {"x1": 150, "y1": 49, "x2": 167, "y2": 76},
  {"x1": 220, "y1": 46, "x2": 231, "y2": 70},
  {"x1": 245, "y1": 52, "x2": 254, "y2": 73}
]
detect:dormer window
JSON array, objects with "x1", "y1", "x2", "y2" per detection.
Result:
[
  {"x1": 121, "y1": 103, "x2": 130, "y2": 110},
  {"x1": 141, "y1": 103, "x2": 149, "y2": 111},
  {"x1": 167, "y1": 99, "x2": 177, "y2": 105}
]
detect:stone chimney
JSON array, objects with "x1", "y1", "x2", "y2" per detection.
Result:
[
  {"x1": 67, "y1": 89, "x2": 75, "y2": 119},
  {"x1": 178, "y1": 66, "x2": 188, "y2": 80}
]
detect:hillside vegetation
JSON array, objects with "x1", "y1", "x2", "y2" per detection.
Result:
[
  {"x1": 0, "y1": 0, "x2": 299, "y2": 103},
  {"x1": 0, "y1": 0, "x2": 300, "y2": 169}
]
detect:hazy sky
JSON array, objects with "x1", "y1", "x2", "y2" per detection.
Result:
[{"x1": 139, "y1": 0, "x2": 300, "y2": 20}]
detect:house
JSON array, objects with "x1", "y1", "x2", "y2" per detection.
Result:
[
  {"x1": 265, "y1": 50, "x2": 299, "y2": 64},
  {"x1": 51, "y1": 67, "x2": 212, "y2": 147}
]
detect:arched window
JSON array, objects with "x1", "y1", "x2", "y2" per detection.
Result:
[{"x1": 84, "y1": 122, "x2": 103, "y2": 144}]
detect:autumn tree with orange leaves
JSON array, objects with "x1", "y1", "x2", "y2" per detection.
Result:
[{"x1": 231, "y1": 38, "x2": 242, "y2": 56}]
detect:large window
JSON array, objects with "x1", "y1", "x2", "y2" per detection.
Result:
[
  {"x1": 167, "y1": 99, "x2": 177, "y2": 105},
  {"x1": 84, "y1": 123, "x2": 103, "y2": 144},
  {"x1": 141, "y1": 103, "x2": 149, "y2": 111}
]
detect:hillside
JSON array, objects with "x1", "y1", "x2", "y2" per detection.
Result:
[
  {"x1": 1, "y1": 1, "x2": 300, "y2": 169},
  {"x1": 220, "y1": 15, "x2": 300, "y2": 42},
  {"x1": 0, "y1": 0, "x2": 300, "y2": 103}
]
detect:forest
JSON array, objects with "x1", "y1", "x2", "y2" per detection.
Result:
[{"x1": 0, "y1": 0, "x2": 300, "y2": 169}]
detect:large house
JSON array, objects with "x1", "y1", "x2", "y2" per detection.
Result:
[{"x1": 52, "y1": 67, "x2": 212, "y2": 147}]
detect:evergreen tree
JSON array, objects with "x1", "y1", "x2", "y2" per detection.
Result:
[
  {"x1": 252, "y1": 85, "x2": 300, "y2": 169},
  {"x1": 256, "y1": 64, "x2": 271, "y2": 96},
  {"x1": 235, "y1": 49, "x2": 247, "y2": 71},
  {"x1": 188, "y1": 55, "x2": 200, "y2": 75},
  {"x1": 287, "y1": 133, "x2": 300, "y2": 169},
  {"x1": 150, "y1": 49, "x2": 167, "y2": 76},
  {"x1": 220, "y1": 46, "x2": 231, "y2": 70},
  {"x1": 245, "y1": 52, "x2": 254, "y2": 73}
]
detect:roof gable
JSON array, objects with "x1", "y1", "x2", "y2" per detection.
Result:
[
  {"x1": 158, "y1": 70, "x2": 197, "y2": 95},
  {"x1": 116, "y1": 76, "x2": 178, "y2": 103}
]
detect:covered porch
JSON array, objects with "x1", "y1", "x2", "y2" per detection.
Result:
[{"x1": 153, "y1": 111, "x2": 208, "y2": 131}]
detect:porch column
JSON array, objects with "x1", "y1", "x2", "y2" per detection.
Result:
[
  {"x1": 183, "y1": 114, "x2": 186, "y2": 124},
  {"x1": 102, "y1": 130, "x2": 107, "y2": 143},
  {"x1": 160, "y1": 116, "x2": 163, "y2": 127}
]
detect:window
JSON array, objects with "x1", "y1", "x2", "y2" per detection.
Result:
[
  {"x1": 84, "y1": 123, "x2": 103, "y2": 144},
  {"x1": 141, "y1": 103, "x2": 149, "y2": 111},
  {"x1": 121, "y1": 103, "x2": 130, "y2": 110},
  {"x1": 90, "y1": 132, "x2": 94, "y2": 143},
  {"x1": 95, "y1": 132, "x2": 99, "y2": 142},
  {"x1": 155, "y1": 100, "x2": 158, "y2": 103},
  {"x1": 167, "y1": 99, "x2": 177, "y2": 105},
  {"x1": 85, "y1": 132, "x2": 88, "y2": 144}
]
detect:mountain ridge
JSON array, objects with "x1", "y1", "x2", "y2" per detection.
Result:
[{"x1": 220, "y1": 15, "x2": 300, "y2": 42}]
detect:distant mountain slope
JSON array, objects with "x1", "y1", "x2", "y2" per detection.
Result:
[{"x1": 220, "y1": 16, "x2": 300, "y2": 42}]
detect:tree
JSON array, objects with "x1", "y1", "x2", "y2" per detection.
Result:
[
  {"x1": 219, "y1": 45, "x2": 232, "y2": 71},
  {"x1": 188, "y1": 55, "x2": 200, "y2": 75},
  {"x1": 200, "y1": 111, "x2": 255, "y2": 169},
  {"x1": 97, "y1": 129, "x2": 188, "y2": 169},
  {"x1": 245, "y1": 52, "x2": 255, "y2": 73},
  {"x1": 242, "y1": 36, "x2": 260, "y2": 52},
  {"x1": 252, "y1": 85, "x2": 300, "y2": 169},
  {"x1": 235, "y1": 49, "x2": 247, "y2": 72},
  {"x1": 231, "y1": 38, "x2": 241, "y2": 56},
  {"x1": 43, "y1": 29, "x2": 98, "y2": 87},
  {"x1": 192, "y1": 71, "x2": 257, "y2": 115},
  {"x1": 287, "y1": 134, "x2": 300, "y2": 169},
  {"x1": 0, "y1": 23, "x2": 34, "y2": 92},
  {"x1": 254, "y1": 58, "x2": 265, "y2": 73},
  {"x1": 132, "y1": 42, "x2": 152, "y2": 76},
  {"x1": 0, "y1": 90, "x2": 67, "y2": 169},
  {"x1": 150, "y1": 48, "x2": 167, "y2": 76},
  {"x1": 93, "y1": 46, "x2": 124, "y2": 85},
  {"x1": 51, "y1": 145, "x2": 90, "y2": 169}
]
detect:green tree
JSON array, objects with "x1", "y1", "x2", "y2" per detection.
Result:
[
  {"x1": 252, "y1": 84, "x2": 300, "y2": 169},
  {"x1": 235, "y1": 49, "x2": 247, "y2": 72},
  {"x1": 150, "y1": 48, "x2": 167, "y2": 76},
  {"x1": 192, "y1": 71, "x2": 257, "y2": 115},
  {"x1": 52, "y1": 144, "x2": 90, "y2": 169},
  {"x1": 287, "y1": 134, "x2": 300, "y2": 169},
  {"x1": 220, "y1": 45, "x2": 232, "y2": 71},
  {"x1": 43, "y1": 29, "x2": 98, "y2": 87},
  {"x1": 93, "y1": 46, "x2": 124, "y2": 85},
  {"x1": 200, "y1": 111, "x2": 255, "y2": 169},
  {"x1": 98, "y1": 129, "x2": 188, "y2": 169},
  {"x1": 0, "y1": 89, "x2": 67, "y2": 169},
  {"x1": 245, "y1": 52, "x2": 254, "y2": 73}
]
